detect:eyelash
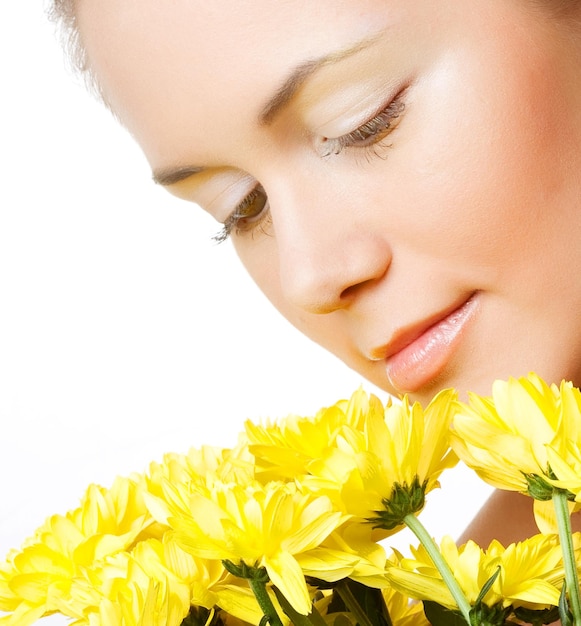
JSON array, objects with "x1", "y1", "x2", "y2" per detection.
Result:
[
  {"x1": 212, "y1": 185, "x2": 271, "y2": 244},
  {"x1": 321, "y1": 92, "x2": 406, "y2": 158},
  {"x1": 213, "y1": 91, "x2": 406, "y2": 244}
]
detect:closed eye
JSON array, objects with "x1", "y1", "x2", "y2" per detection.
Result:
[
  {"x1": 321, "y1": 88, "x2": 406, "y2": 157},
  {"x1": 213, "y1": 185, "x2": 270, "y2": 244}
]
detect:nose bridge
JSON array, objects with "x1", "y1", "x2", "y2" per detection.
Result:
[{"x1": 268, "y1": 171, "x2": 392, "y2": 314}]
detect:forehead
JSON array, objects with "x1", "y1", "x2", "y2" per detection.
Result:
[{"x1": 77, "y1": 0, "x2": 398, "y2": 163}]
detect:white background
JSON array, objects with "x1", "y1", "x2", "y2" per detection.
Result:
[{"x1": 0, "y1": 4, "x2": 491, "y2": 624}]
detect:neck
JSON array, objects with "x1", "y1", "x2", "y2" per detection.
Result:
[{"x1": 460, "y1": 489, "x2": 581, "y2": 547}]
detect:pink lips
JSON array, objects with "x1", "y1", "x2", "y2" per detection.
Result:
[{"x1": 383, "y1": 295, "x2": 479, "y2": 393}]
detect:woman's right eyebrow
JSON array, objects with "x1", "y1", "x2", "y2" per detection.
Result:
[{"x1": 152, "y1": 165, "x2": 205, "y2": 186}]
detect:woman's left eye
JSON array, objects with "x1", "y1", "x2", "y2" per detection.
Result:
[{"x1": 322, "y1": 91, "x2": 406, "y2": 157}]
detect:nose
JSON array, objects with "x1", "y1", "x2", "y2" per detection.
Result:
[{"x1": 271, "y1": 181, "x2": 392, "y2": 315}]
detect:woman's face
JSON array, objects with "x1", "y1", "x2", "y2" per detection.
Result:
[{"x1": 78, "y1": 0, "x2": 581, "y2": 403}]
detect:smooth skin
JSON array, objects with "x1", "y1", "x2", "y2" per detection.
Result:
[{"x1": 77, "y1": 0, "x2": 581, "y2": 544}]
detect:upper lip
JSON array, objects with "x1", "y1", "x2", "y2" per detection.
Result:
[{"x1": 368, "y1": 292, "x2": 477, "y2": 362}]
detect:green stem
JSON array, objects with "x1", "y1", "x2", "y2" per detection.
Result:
[
  {"x1": 404, "y1": 513, "x2": 472, "y2": 625},
  {"x1": 272, "y1": 586, "x2": 327, "y2": 626},
  {"x1": 335, "y1": 580, "x2": 376, "y2": 626},
  {"x1": 552, "y1": 489, "x2": 581, "y2": 626},
  {"x1": 248, "y1": 577, "x2": 284, "y2": 626}
]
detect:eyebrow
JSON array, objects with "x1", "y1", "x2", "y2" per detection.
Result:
[
  {"x1": 152, "y1": 31, "x2": 382, "y2": 187},
  {"x1": 259, "y1": 32, "x2": 382, "y2": 124},
  {"x1": 152, "y1": 165, "x2": 205, "y2": 186}
]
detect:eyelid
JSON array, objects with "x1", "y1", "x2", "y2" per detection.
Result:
[
  {"x1": 320, "y1": 87, "x2": 408, "y2": 156},
  {"x1": 166, "y1": 169, "x2": 259, "y2": 224},
  {"x1": 213, "y1": 184, "x2": 271, "y2": 244},
  {"x1": 207, "y1": 174, "x2": 260, "y2": 221}
]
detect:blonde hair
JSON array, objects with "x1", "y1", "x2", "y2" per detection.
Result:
[
  {"x1": 48, "y1": 0, "x2": 85, "y2": 72},
  {"x1": 47, "y1": 0, "x2": 580, "y2": 97},
  {"x1": 47, "y1": 0, "x2": 105, "y2": 99}
]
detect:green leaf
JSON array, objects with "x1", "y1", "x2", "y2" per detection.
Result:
[
  {"x1": 343, "y1": 580, "x2": 392, "y2": 626},
  {"x1": 513, "y1": 606, "x2": 560, "y2": 626},
  {"x1": 423, "y1": 601, "x2": 467, "y2": 626},
  {"x1": 559, "y1": 582, "x2": 573, "y2": 626},
  {"x1": 180, "y1": 607, "x2": 224, "y2": 626},
  {"x1": 333, "y1": 615, "x2": 355, "y2": 626},
  {"x1": 474, "y1": 567, "x2": 501, "y2": 608},
  {"x1": 334, "y1": 580, "x2": 377, "y2": 626},
  {"x1": 466, "y1": 568, "x2": 515, "y2": 626}
]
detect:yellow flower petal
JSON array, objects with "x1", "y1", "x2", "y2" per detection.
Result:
[
  {"x1": 263, "y1": 551, "x2": 311, "y2": 615},
  {"x1": 451, "y1": 373, "x2": 581, "y2": 500},
  {"x1": 389, "y1": 533, "x2": 568, "y2": 611}
]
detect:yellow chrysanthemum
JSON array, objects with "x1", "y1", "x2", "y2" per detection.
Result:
[
  {"x1": 451, "y1": 373, "x2": 560, "y2": 491},
  {"x1": 143, "y1": 442, "x2": 256, "y2": 531},
  {"x1": 0, "y1": 475, "x2": 156, "y2": 626},
  {"x1": 298, "y1": 389, "x2": 458, "y2": 535},
  {"x1": 542, "y1": 382, "x2": 581, "y2": 498},
  {"x1": 70, "y1": 548, "x2": 189, "y2": 626},
  {"x1": 451, "y1": 373, "x2": 581, "y2": 530},
  {"x1": 145, "y1": 443, "x2": 254, "y2": 500},
  {"x1": 244, "y1": 388, "x2": 382, "y2": 482},
  {"x1": 161, "y1": 478, "x2": 350, "y2": 615},
  {"x1": 67, "y1": 534, "x2": 264, "y2": 626},
  {"x1": 57, "y1": 536, "x2": 263, "y2": 626},
  {"x1": 388, "y1": 533, "x2": 580, "y2": 612},
  {"x1": 127, "y1": 537, "x2": 223, "y2": 614},
  {"x1": 129, "y1": 536, "x2": 267, "y2": 625}
]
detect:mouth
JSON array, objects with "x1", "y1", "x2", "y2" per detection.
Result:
[{"x1": 377, "y1": 292, "x2": 479, "y2": 395}]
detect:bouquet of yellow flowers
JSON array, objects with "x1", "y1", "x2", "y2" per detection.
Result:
[{"x1": 1, "y1": 373, "x2": 581, "y2": 626}]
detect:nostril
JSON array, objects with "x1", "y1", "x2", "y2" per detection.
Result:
[{"x1": 340, "y1": 277, "x2": 377, "y2": 302}]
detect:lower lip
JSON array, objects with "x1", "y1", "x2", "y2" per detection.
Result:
[{"x1": 384, "y1": 295, "x2": 478, "y2": 394}]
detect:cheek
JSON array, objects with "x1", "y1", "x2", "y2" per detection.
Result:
[{"x1": 387, "y1": 38, "x2": 580, "y2": 286}]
